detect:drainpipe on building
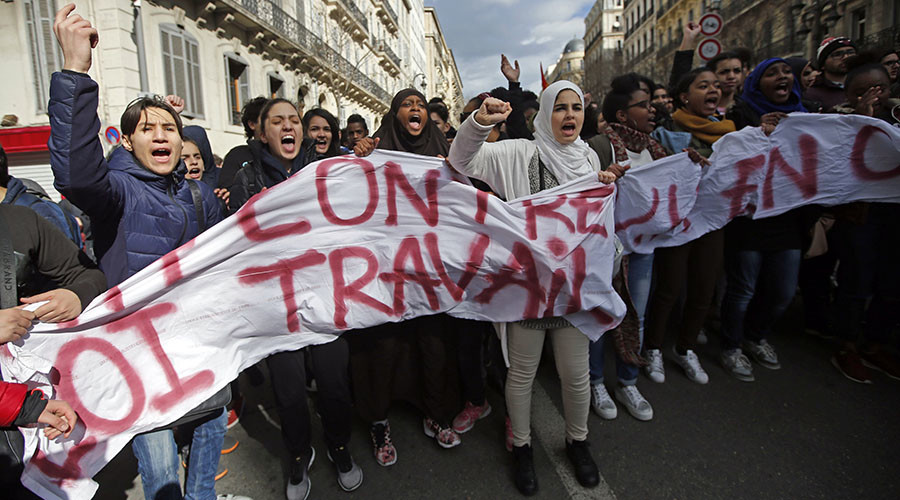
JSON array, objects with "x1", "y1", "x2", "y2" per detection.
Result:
[{"x1": 133, "y1": 0, "x2": 150, "y2": 94}]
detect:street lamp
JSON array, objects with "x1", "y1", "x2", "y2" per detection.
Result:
[{"x1": 412, "y1": 73, "x2": 428, "y2": 94}]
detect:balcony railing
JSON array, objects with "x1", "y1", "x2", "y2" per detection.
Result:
[
  {"x1": 859, "y1": 25, "x2": 900, "y2": 49},
  {"x1": 375, "y1": 0, "x2": 399, "y2": 32},
  {"x1": 657, "y1": 0, "x2": 674, "y2": 18},
  {"x1": 721, "y1": 0, "x2": 764, "y2": 21},
  {"x1": 340, "y1": 0, "x2": 368, "y2": 31},
  {"x1": 234, "y1": 0, "x2": 390, "y2": 104},
  {"x1": 384, "y1": 44, "x2": 402, "y2": 69}
]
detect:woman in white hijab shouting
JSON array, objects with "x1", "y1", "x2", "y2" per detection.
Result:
[{"x1": 448, "y1": 80, "x2": 617, "y2": 496}]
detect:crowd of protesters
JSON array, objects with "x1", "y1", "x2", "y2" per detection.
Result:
[{"x1": 1, "y1": 5, "x2": 899, "y2": 499}]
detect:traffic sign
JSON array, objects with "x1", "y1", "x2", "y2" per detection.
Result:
[
  {"x1": 698, "y1": 38, "x2": 723, "y2": 61},
  {"x1": 699, "y1": 13, "x2": 723, "y2": 37},
  {"x1": 104, "y1": 126, "x2": 121, "y2": 146}
]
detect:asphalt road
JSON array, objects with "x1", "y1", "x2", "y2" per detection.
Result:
[{"x1": 93, "y1": 301, "x2": 900, "y2": 500}]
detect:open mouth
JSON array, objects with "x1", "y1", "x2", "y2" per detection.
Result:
[
  {"x1": 561, "y1": 123, "x2": 577, "y2": 135},
  {"x1": 280, "y1": 135, "x2": 296, "y2": 154},
  {"x1": 407, "y1": 114, "x2": 423, "y2": 132},
  {"x1": 704, "y1": 95, "x2": 719, "y2": 106},
  {"x1": 151, "y1": 147, "x2": 171, "y2": 163},
  {"x1": 315, "y1": 138, "x2": 328, "y2": 151},
  {"x1": 774, "y1": 81, "x2": 790, "y2": 97},
  {"x1": 186, "y1": 167, "x2": 202, "y2": 179}
]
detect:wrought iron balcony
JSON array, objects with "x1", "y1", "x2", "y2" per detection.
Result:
[
  {"x1": 327, "y1": 0, "x2": 368, "y2": 38},
  {"x1": 383, "y1": 44, "x2": 402, "y2": 70},
  {"x1": 375, "y1": 0, "x2": 400, "y2": 34},
  {"x1": 226, "y1": 0, "x2": 390, "y2": 104}
]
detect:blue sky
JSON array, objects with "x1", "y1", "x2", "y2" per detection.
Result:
[{"x1": 428, "y1": 0, "x2": 594, "y2": 98}]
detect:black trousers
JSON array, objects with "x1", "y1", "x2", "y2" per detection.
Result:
[{"x1": 266, "y1": 337, "x2": 351, "y2": 460}]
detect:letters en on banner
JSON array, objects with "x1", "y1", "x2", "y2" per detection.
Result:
[
  {"x1": 1, "y1": 114, "x2": 898, "y2": 499},
  {"x1": 614, "y1": 113, "x2": 900, "y2": 254},
  {"x1": 2, "y1": 150, "x2": 625, "y2": 499}
]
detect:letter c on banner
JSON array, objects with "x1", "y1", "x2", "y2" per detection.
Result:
[
  {"x1": 55, "y1": 338, "x2": 146, "y2": 435},
  {"x1": 851, "y1": 125, "x2": 900, "y2": 180}
]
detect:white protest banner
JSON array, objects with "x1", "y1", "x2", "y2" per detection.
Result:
[
  {"x1": 0, "y1": 150, "x2": 625, "y2": 499},
  {"x1": 614, "y1": 114, "x2": 900, "y2": 253},
  {"x1": 613, "y1": 153, "x2": 703, "y2": 253}
]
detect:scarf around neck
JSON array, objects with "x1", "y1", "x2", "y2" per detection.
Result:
[
  {"x1": 373, "y1": 89, "x2": 449, "y2": 157},
  {"x1": 532, "y1": 80, "x2": 600, "y2": 184},
  {"x1": 606, "y1": 123, "x2": 668, "y2": 162},
  {"x1": 671, "y1": 109, "x2": 736, "y2": 145}
]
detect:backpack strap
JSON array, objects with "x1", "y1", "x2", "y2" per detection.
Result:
[
  {"x1": 186, "y1": 180, "x2": 207, "y2": 233},
  {"x1": 0, "y1": 214, "x2": 17, "y2": 309}
]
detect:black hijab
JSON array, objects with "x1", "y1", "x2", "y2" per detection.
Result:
[{"x1": 373, "y1": 89, "x2": 449, "y2": 156}]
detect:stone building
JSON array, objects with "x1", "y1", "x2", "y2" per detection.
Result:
[
  {"x1": 1, "y1": 0, "x2": 461, "y2": 199},
  {"x1": 625, "y1": 0, "x2": 662, "y2": 83},
  {"x1": 655, "y1": 0, "x2": 705, "y2": 81},
  {"x1": 547, "y1": 38, "x2": 586, "y2": 88},
  {"x1": 424, "y1": 6, "x2": 465, "y2": 124},
  {"x1": 584, "y1": 0, "x2": 626, "y2": 97}
]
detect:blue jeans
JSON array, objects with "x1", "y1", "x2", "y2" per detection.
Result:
[
  {"x1": 589, "y1": 253, "x2": 652, "y2": 385},
  {"x1": 132, "y1": 408, "x2": 227, "y2": 500},
  {"x1": 720, "y1": 248, "x2": 801, "y2": 350}
]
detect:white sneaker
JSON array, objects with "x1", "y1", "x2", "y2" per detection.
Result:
[
  {"x1": 720, "y1": 349, "x2": 755, "y2": 382},
  {"x1": 590, "y1": 383, "x2": 617, "y2": 419},
  {"x1": 742, "y1": 339, "x2": 781, "y2": 370},
  {"x1": 614, "y1": 385, "x2": 653, "y2": 421},
  {"x1": 286, "y1": 448, "x2": 315, "y2": 500},
  {"x1": 217, "y1": 496, "x2": 253, "y2": 500},
  {"x1": 644, "y1": 349, "x2": 665, "y2": 383},
  {"x1": 672, "y1": 347, "x2": 709, "y2": 384}
]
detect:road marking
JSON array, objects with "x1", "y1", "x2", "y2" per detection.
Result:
[{"x1": 531, "y1": 380, "x2": 617, "y2": 500}]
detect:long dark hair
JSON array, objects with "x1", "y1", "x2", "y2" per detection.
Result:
[{"x1": 303, "y1": 108, "x2": 341, "y2": 158}]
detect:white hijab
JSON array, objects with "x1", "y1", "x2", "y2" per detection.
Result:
[{"x1": 532, "y1": 80, "x2": 601, "y2": 184}]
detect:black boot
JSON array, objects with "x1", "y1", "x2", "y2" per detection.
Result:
[
  {"x1": 512, "y1": 444, "x2": 538, "y2": 496},
  {"x1": 565, "y1": 439, "x2": 599, "y2": 487}
]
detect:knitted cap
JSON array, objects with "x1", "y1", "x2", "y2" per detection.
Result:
[{"x1": 817, "y1": 36, "x2": 856, "y2": 67}]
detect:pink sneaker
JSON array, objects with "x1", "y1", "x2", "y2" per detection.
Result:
[
  {"x1": 452, "y1": 401, "x2": 492, "y2": 434},
  {"x1": 505, "y1": 416, "x2": 513, "y2": 452},
  {"x1": 423, "y1": 418, "x2": 461, "y2": 449},
  {"x1": 370, "y1": 421, "x2": 397, "y2": 466}
]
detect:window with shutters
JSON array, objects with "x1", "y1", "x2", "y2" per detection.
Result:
[
  {"x1": 160, "y1": 24, "x2": 204, "y2": 118},
  {"x1": 269, "y1": 73, "x2": 285, "y2": 98},
  {"x1": 24, "y1": 0, "x2": 63, "y2": 113},
  {"x1": 225, "y1": 53, "x2": 250, "y2": 126}
]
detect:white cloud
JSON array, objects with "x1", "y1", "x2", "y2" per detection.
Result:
[{"x1": 428, "y1": 0, "x2": 593, "y2": 100}]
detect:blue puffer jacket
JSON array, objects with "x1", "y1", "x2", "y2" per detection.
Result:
[
  {"x1": 48, "y1": 71, "x2": 223, "y2": 287},
  {"x1": 1, "y1": 176, "x2": 81, "y2": 247}
]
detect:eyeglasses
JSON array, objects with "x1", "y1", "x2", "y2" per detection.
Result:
[
  {"x1": 626, "y1": 100, "x2": 652, "y2": 110},
  {"x1": 828, "y1": 48, "x2": 856, "y2": 59},
  {"x1": 884, "y1": 59, "x2": 900, "y2": 67}
]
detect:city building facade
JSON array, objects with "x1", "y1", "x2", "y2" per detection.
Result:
[
  {"x1": 584, "y1": 0, "x2": 626, "y2": 97},
  {"x1": 424, "y1": 6, "x2": 465, "y2": 123},
  {"x1": 547, "y1": 38, "x2": 586, "y2": 88},
  {"x1": 1, "y1": 0, "x2": 462, "y2": 199},
  {"x1": 625, "y1": 0, "x2": 661, "y2": 83}
]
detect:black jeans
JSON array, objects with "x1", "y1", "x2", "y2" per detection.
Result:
[
  {"x1": 645, "y1": 229, "x2": 724, "y2": 351},
  {"x1": 266, "y1": 337, "x2": 352, "y2": 459}
]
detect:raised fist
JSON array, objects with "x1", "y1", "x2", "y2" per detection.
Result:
[{"x1": 53, "y1": 3, "x2": 99, "y2": 74}]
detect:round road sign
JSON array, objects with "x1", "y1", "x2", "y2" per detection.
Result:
[
  {"x1": 105, "y1": 126, "x2": 121, "y2": 145},
  {"x1": 698, "y1": 38, "x2": 723, "y2": 61},
  {"x1": 699, "y1": 13, "x2": 723, "y2": 37}
]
